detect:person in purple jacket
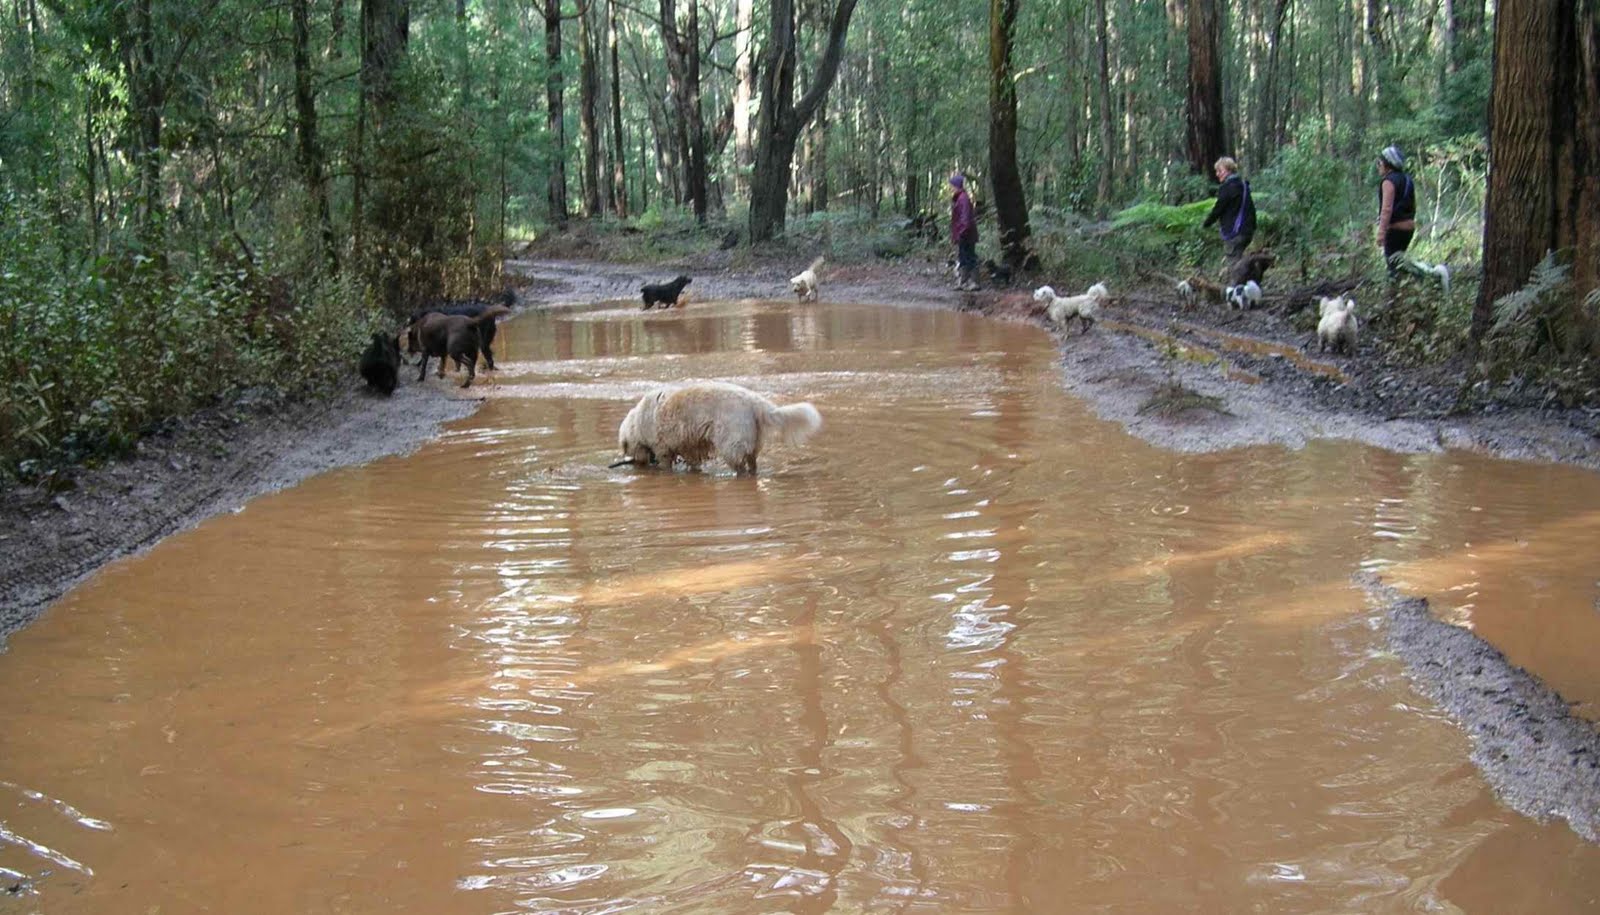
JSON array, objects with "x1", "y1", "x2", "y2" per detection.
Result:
[{"x1": 950, "y1": 173, "x2": 979, "y2": 291}]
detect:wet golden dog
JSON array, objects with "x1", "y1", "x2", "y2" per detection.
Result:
[{"x1": 616, "y1": 381, "x2": 822, "y2": 475}]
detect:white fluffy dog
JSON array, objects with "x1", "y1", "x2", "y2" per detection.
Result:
[
  {"x1": 1316, "y1": 295, "x2": 1359, "y2": 354},
  {"x1": 616, "y1": 381, "x2": 822, "y2": 475},
  {"x1": 1034, "y1": 282, "x2": 1107, "y2": 334},
  {"x1": 1225, "y1": 280, "x2": 1262, "y2": 310},
  {"x1": 790, "y1": 256, "x2": 825, "y2": 301}
]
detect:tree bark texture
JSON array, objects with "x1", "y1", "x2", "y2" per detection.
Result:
[
  {"x1": 608, "y1": 0, "x2": 627, "y2": 216},
  {"x1": 545, "y1": 0, "x2": 569, "y2": 227},
  {"x1": 293, "y1": 0, "x2": 338, "y2": 271},
  {"x1": 1475, "y1": 0, "x2": 1600, "y2": 356},
  {"x1": 1093, "y1": 0, "x2": 1114, "y2": 208},
  {"x1": 748, "y1": 0, "x2": 860, "y2": 242},
  {"x1": 1184, "y1": 0, "x2": 1226, "y2": 175},
  {"x1": 734, "y1": 0, "x2": 754, "y2": 199},
  {"x1": 578, "y1": 0, "x2": 603, "y2": 217},
  {"x1": 988, "y1": 0, "x2": 1031, "y2": 266}
]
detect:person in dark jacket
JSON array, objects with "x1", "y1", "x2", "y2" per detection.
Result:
[
  {"x1": 950, "y1": 173, "x2": 979, "y2": 291},
  {"x1": 1376, "y1": 145, "x2": 1418, "y2": 273},
  {"x1": 1202, "y1": 156, "x2": 1256, "y2": 264}
]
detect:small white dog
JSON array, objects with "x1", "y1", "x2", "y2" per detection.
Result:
[
  {"x1": 1316, "y1": 295, "x2": 1358, "y2": 354},
  {"x1": 616, "y1": 381, "x2": 822, "y2": 475},
  {"x1": 1034, "y1": 282, "x2": 1108, "y2": 334},
  {"x1": 1225, "y1": 280, "x2": 1262, "y2": 310},
  {"x1": 790, "y1": 256, "x2": 825, "y2": 301}
]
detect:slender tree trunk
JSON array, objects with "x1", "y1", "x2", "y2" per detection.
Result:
[
  {"x1": 1093, "y1": 0, "x2": 1114, "y2": 208},
  {"x1": 748, "y1": 0, "x2": 861, "y2": 242},
  {"x1": 1475, "y1": 0, "x2": 1600, "y2": 357},
  {"x1": 1184, "y1": 0, "x2": 1226, "y2": 174},
  {"x1": 578, "y1": 0, "x2": 602, "y2": 217},
  {"x1": 545, "y1": 0, "x2": 569, "y2": 227},
  {"x1": 734, "y1": 0, "x2": 754, "y2": 199},
  {"x1": 129, "y1": 0, "x2": 163, "y2": 251},
  {"x1": 989, "y1": 0, "x2": 1030, "y2": 266},
  {"x1": 293, "y1": 0, "x2": 338, "y2": 271},
  {"x1": 660, "y1": 0, "x2": 708, "y2": 220},
  {"x1": 608, "y1": 0, "x2": 627, "y2": 216}
]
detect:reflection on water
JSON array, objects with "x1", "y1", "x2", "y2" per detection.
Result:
[{"x1": 2, "y1": 300, "x2": 1599, "y2": 913}]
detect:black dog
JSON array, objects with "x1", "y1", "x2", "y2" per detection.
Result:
[
  {"x1": 983, "y1": 258, "x2": 1013, "y2": 287},
  {"x1": 641, "y1": 275, "x2": 693, "y2": 310},
  {"x1": 359, "y1": 332, "x2": 401, "y2": 395},
  {"x1": 406, "y1": 290, "x2": 514, "y2": 370}
]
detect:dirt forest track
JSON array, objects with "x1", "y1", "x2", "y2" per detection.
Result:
[{"x1": 1, "y1": 254, "x2": 1598, "y2": 848}]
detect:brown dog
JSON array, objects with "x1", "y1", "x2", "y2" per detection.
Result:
[{"x1": 415, "y1": 305, "x2": 510, "y2": 388}]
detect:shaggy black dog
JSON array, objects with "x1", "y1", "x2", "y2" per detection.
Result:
[
  {"x1": 359, "y1": 332, "x2": 401, "y2": 395},
  {"x1": 405, "y1": 289, "x2": 515, "y2": 370},
  {"x1": 641, "y1": 275, "x2": 693, "y2": 310}
]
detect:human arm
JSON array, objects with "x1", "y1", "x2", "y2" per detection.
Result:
[{"x1": 1377, "y1": 178, "x2": 1395, "y2": 245}]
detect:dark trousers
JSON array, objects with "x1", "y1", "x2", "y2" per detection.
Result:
[
  {"x1": 1384, "y1": 227, "x2": 1414, "y2": 272},
  {"x1": 1223, "y1": 232, "x2": 1253, "y2": 266},
  {"x1": 957, "y1": 237, "x2": 977, "y2": 273}
]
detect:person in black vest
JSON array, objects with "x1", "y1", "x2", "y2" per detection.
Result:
[
  {"x1": 1202, "y1": 156, "x2": 1256, "y2": 266},
  {"x1": 1376, "y1": 145, "x2": 1418, "y2": 273}
]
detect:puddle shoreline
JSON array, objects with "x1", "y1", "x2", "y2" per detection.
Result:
[
  {"x1": 1, "y1": 256, "x2": 1597, "y2": 853},
  {"x1": 1363, "y1": 575, "x2": 1600, "y2": 843}
]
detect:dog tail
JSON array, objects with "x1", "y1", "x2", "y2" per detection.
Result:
[
  {"x1": 762, "y1": 401, "x2": 823, "y2": 447},
  {"x1": 471, "y1": 304, "x2": 512, "y2": 326},
  {"x1": 807, "y1": 256, "x2": 825, "y2": 275}
]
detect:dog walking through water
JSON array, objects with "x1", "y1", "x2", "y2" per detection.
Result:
[
  {"x1": 415, "y1": 305, "x2": 511, "y2": 388},
  {"x1": 615, "y1": 381, "x2": 822, "y2": 475}
]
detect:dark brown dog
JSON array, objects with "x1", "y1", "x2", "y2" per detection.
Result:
[
  {"x1": 1228, "y1": 251, "x2": 1276, "y2": 287},
  {"x1": 416, "y1": 305, "x2": 511, "y2": 388}
]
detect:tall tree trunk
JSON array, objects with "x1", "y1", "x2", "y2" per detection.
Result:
[
  {"x1": 545, "y1": 0, "x2": 569, "y2": 227},
  {"x1": 578, "y1": 0, "x2": 603, "y2": 217},
  {"x1": 1447, "y1": 0, "x2": 1485, "y2": 73},
  {"x1": 989, "y1": 0, "x2": 1030, "y2": 266},
  {"x1": 608, "y1": 0, "x2": 627, "y2": 216},
  {"x1": 129, "y1": 0, "x2": 163, "y2": 251},
  {"x1": 660, "y1": 0, "x2": 708, "y2": 221},
  {"x1": 1184, "y1": 0, "x2": 1226, "y2": 175},
  {"x1": 293, "y1": 0, "x2": 338, "y2": 271},
  {"x1": 748, "y1": 0, "x2": 861, "y2": 242},
  {"x1": 1093, "y1": 0, "x2": 1114, "y2": 209},
  {"x1": 1475, "y1": 0, "x2": 1600, "y2": 355},
  {"x1": 734, "y1": 0, "x2": 755, "y2": 199},
  {"x1": 1257, "y1": 0, "x2": 1290, "y2": 165}
]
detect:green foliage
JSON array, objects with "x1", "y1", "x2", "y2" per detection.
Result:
[
  {"x1": 1481, "y1": 253, "x2": 1600, "y2": 405},
  {"x1": 1257, "y1": 129, "x2": 1361, "y2": 275}
]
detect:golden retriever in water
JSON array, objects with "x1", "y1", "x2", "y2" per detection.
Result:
[{"x1": 616, "y1": 381, "x2": 822, "y2": 474}]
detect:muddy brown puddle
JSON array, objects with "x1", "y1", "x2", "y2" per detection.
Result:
[{"x1": 3, "y1": 299, "x2": 1599, "y2": 913}]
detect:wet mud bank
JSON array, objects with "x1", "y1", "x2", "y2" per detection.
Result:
[
  {"x1": 0, "y1": 378, "x2": 478, "y2": 646},
  {"x1": 1362, "y1": 576, "x2": 1600, "y2": 843}
]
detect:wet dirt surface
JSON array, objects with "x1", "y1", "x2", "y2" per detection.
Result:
[{"x1": 2, "y1": 296, "x2": 1598, "y2": 912}]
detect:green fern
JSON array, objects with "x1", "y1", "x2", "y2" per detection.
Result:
[{"x1": 1490, "y1": 252, "x2": 1569, "y2": 341}]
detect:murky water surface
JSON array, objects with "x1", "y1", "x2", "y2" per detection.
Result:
[{"x1": 3, "y1": 299, "x2": 1599, "y2": 913}]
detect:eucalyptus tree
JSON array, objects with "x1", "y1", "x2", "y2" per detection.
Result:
[
  {"x1": 747, "y1": 0, "x2": 859, "y2": 242},
  {"x1": 1474, "y1": 0, "x2": 1600, "y2": 353}
]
